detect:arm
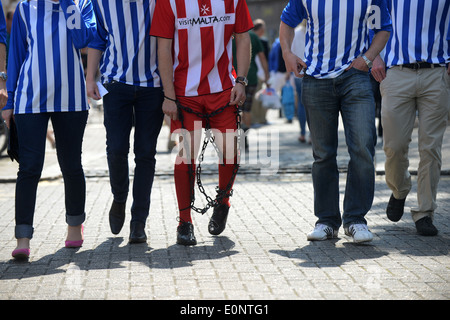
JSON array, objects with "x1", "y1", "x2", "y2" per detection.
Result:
[
  {"x1": 251, "y1": 33, "x2": 269, "y2": 84},
  {"x1": 279, "y1": 21, "x2": 307, "y2": 78},
  {"x1": 371, "y1": 55, "x2": 386, "y2": 83},
  {"x1": 60, "y1": 0, "x2": 96, "y2": 49},
  {"x1": 257, "y1": 51, "x2": 270, "y2": 84},
  {"x1": 351, "y1": 0, "x2": 391, "y2": 75},
  {"x1": 230, "y1": 31, "x2": 250, "y2": 105},
  {"x1": 2, "y1": 3, "x2": 27, "y2": 128},
  {"x1": 368, "y1": 28, "x2": 387, "y2": 82},
  {"x1": 86, "y1": 0, "x2": 108, "y2": 100},
  {"x1": 86, "y1": 48, "x2": 103, "y2": 100},
  {"x1": 157, "y1": 37, "x2": 178, "y2": 120},
  {"x1": 347, "y1": 30, "x2": 390, "y2": 73}
]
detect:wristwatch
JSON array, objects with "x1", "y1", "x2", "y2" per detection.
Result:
[
  {"x1": 0, "y1": 72, "x2": 7, "y2": 81},
  {"x1": 362, "y1": 54, "x2": 373, "y2": 68},
  {"x1": 235, "y1": 76, "x2": 248, "y2": 87}
]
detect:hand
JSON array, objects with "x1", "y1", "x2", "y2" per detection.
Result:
[
  {"x1": 0, "y1": 80, "x2": 7, "y2": 108},
  {"x1": 162, "y1": 99, "x2": 178, "y2": 121},
  {"x1": 282, "y1": 51, "x2": 307, "y2": 78},
  {"x1": 229, "y1": 83, "x2": 246, "y2": 106},
  {"x1": 86, "y1": 78, "x2": 101, "y2": 100},
  {"x1": 371, "y1": 55, "x2": 386, "y2": 83},
  {"x1": 346, "y1": 56, "x2": 369, "y2": 73},
  {"x1": 1, "y1": 108, "x2": 13, "y2": 129}
]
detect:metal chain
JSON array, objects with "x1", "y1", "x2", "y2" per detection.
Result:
[{"x1": 177, "y1": 101, "x2": 241, "y2": 214}]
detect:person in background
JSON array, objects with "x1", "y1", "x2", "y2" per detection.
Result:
[
  {"x1": 86, "y1": 0, "x2": 164, "y2": 244},
  {"x1": 268, "y1": 38, "x2": 287, "y2": 95},
  {"x1": 370, "y1": 72, "x2": 383, "y2": 140},
  {"x1": 291, "y1": 21, "x2": 308, "y2": 143},
  {"x1": 371, "y1": 0, "x2": 450, "y2": 236},
  {"x1": 280, "y1": 73, "x2": 295, "y2": 123},
  {"x1": 233, "y1": 28, "x2": 269, "y2": 149},
  {"x1": 251, "y1": 18, "x2": 270, "y2": 126},
  {"x1": 1, "y1": 0, "x2": 96, "y2": 260}
]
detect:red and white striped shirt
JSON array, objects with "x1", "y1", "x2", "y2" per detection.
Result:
[{"x1": 150, "y1": 0, "x2": 253, "y2": 97}]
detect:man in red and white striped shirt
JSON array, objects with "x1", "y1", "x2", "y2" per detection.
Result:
[{"x1": 150, "y1": 0, "x2": 252, "y2": 246}]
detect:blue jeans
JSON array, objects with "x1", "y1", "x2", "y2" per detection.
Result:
[
  {"x1": 14, "y1": 111, "x2": 88, "y2": 239},
  {"x1": 294, "y1": 77, "x2": 307, "y2": 136},
  {"x1": 102, "y1": 82, "x2": 164, "y2": 224},
  {"x1": 302, "y1": 68, "x2": 376, "y2": 229}
]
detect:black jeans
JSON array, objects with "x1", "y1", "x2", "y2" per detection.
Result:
[
  {"x1": 14, "y1": 111, "x2": 88, "y2": 239},
  {"x1": 102, "y1": 82, "x2": 164, "y2": 223}
]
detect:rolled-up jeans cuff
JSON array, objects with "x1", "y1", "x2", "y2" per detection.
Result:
[
  {"x1": 66, "y1": 212, "x2": 86, "y2": 227},
  {"x1": 15, "y1": 224, "x2": 34, "y2": 239}
]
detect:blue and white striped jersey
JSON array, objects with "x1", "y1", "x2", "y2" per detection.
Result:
[
  {"x1": 281, "y1": 0, "x2": 392, "y2": 79},
  {"x1": 89, "y1": 0, "x2": 160, "y2": 87},
  {"x1": 4, "y1": 0, "x2": 96, "y2": 114},
  {"x1": 382, "y1": 0, "x2": 450, "y2": 68}
]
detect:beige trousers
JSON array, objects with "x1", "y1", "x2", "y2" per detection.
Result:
[
  {"x1": 380, "y1": 65, "x2": 450, "y2": 222},
  {"x1": 251, "y1": 80, "x2": 268, "y2": 124}
]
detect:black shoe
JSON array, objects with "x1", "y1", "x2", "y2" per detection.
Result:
[
  {"x1": 208, "y1": 203, "x2": 230, "y2": 235},
  {"x1": 129, "y1": 221, "x2": 147, "y2": 243},
  {"x1": 109, "y1": 200, "x2": 126, "y2": 234},
  {"x1": 415, "y1": 216, "x2": 438, "y2": 236},
  {"x1": 386, "y1": 194, "x2": 406, "y2": 222},
  {"x1": 177, "y1": 221, "x2": 197, "y2": 246}
]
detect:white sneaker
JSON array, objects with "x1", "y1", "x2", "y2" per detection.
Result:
[
  {"x1": 344, "y1": 224, "x2": 373, "y2": 243},
  {"x1": 307, "y1": 224, "x2": 338, "y2": 241}
]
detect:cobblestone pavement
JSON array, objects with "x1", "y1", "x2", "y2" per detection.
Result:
[{"x1": 0, "y1": 108, "x2": 449, "y2": 301}]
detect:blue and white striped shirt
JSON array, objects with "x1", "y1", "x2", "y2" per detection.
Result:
[
  {"x1": 383, "y1": 0, "x2": 450, "y2": 68},
  {"x1": 89, "y1": 0, "x2": 160, "y2": 87},
  {"x1": 281, "y1": 0, "x2": 392, "y2": 79},
  {"x1": 4, "y1": 0, "x2": 96, "y2": 114}
]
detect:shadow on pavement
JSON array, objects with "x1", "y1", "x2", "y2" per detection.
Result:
[{"x1": 0, "y1": 236, "x2": 238, "y2": 280}]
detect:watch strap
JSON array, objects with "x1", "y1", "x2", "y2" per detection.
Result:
[{"x1": 362, "y1": 55, "x2": 372, "y2": 68}]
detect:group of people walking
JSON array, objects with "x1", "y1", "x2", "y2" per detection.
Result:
[
  {"x1": 0, "y1": 0, "x2": 250, "y2": 260},
  {"x1": 0, "y1": 0, "x2": 448, "y2": 261}
]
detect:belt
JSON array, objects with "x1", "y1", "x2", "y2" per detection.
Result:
[{"x1": 401, "y1": 62, "x2": 443, "y2": 70}]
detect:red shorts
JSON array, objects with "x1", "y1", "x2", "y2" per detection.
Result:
[{"x1": 170, "y1": 89, "x2": 239, "y2": 133}]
